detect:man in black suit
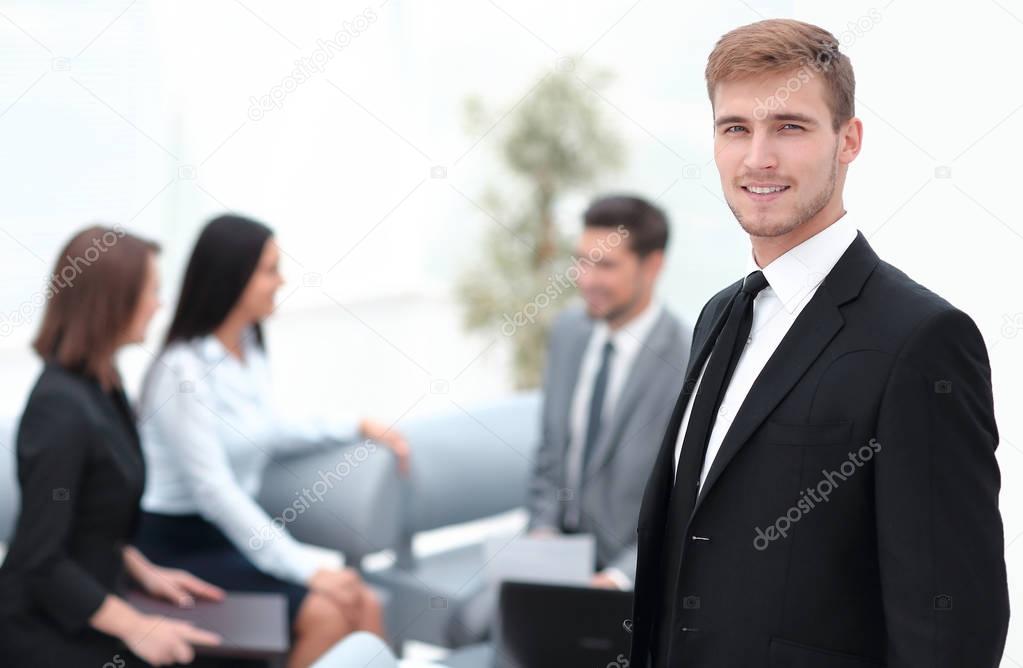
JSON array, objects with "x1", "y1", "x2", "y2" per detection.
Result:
[{"x1": 629, "y1": 18, "x2": 1009, "y2": 667}]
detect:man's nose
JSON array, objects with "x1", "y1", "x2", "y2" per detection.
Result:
[{"x1": 743, "y1": 132, "x2": 778, "y2": 172}]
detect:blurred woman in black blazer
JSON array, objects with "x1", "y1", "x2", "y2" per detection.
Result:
[{"x1": 0, "y1": 226, "x2": 222, "y2": 667}]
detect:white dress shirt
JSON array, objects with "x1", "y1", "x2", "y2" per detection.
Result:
[
  {"x1": 565, "y1": 300, "x2": 664, "y2": 518},
  {"x1": 563, "y1": 301, "x2": 662, "y2": 590},
  {"x1": 673, "y1": 213, "x2": 858, "y2": 487},
  {"x1": 139, "y1": 330, "x2": 360, "y2": 585}
]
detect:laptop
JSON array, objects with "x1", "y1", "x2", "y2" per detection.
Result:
[{"x1": 494, "y1": 581, "x2": 634, "y2": 668}]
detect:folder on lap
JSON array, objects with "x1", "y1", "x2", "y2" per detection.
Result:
[{"x1": 125, "y1": 590, "x2": 289, "y2": 660}]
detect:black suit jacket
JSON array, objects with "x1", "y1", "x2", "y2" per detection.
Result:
[
  {"x1": 0, "y1": 363, "x2": 146, "y2": 665},
  {"x1": 629, "y1": 231, "x2": 1009, "y2": 667}
]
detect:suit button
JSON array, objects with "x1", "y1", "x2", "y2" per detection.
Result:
[{"x1": 682, "y1": 595, "x2": 701, "y2": 609}]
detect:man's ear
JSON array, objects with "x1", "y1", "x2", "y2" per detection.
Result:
[
  {"x1": 838, "y1": 116, "x2": 863, "y2": 165},
  {"x1": 641, "y1": 250, "x2": 665, "y2": 281}
]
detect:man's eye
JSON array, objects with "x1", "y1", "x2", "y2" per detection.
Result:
[
  {"x1": 724, "y1": 126, "x2": 746, "y2": 134},
  {"x1": 781, "y1": 124, "x2": 804, "y2": 130}
]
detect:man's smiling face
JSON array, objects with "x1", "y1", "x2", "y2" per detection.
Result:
[{"x1": 712, "y1": 69, "x2": 848, "y2": 239}]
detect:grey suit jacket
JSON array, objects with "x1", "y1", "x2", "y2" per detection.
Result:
[{"x1": 527, "y1": 304, "x2": 691, "y2": 582}]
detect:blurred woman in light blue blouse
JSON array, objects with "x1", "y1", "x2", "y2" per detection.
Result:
[{"x1": 134, "y1": 215, "x2": 409, "y2": 668}]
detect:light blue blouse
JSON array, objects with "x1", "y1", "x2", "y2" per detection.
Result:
[{"x1": 139, "y1": 329, "x2": 359, "y2": 584}]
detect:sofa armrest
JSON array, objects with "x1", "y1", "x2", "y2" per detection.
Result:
[
  {"x1": 258, "y1": 441, "x2": 403, "y2": 565},
  {"x1": 399, "y1": 392, "x2": 541, "y2": 535},
  {"x1": 0, "y1": 419, "x2": 19, "y2": 545}
]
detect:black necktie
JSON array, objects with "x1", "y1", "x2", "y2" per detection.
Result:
[
  {"x1": 657, "y1": 270, "x2": 770, "y2": 655},
  {"x1": 582, "y1": 339, "x2": 615, "y2": 475},
  {"x1": 672, "y1": 269, "x2": 769, "y2": 500}
]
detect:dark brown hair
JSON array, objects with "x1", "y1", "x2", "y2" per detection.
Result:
[
  {"x1": 33, "y1": 225, "x2": 159, "y2": 388},
  {"x1": 583, "y1": 195, "x2": 669, "y2": 257},
  {"x1": 705, "y1": 19, "x2": 855, "y2": 132}
]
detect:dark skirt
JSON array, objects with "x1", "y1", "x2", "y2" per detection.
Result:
[{"x1": 133, "y1": 511, "x2": 309, "y2": 628}]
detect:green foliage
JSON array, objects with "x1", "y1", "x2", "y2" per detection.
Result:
[{"x1": 456, "y1": 62, "x2": 625, "y2": 389}]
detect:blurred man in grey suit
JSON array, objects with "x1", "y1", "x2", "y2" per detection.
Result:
[
  {"x1": 447, "y1": 195, "x2": 691, "y2": 647},
  {"x1": 527, "y1": 194, "x2": 691, "y2": 589}
]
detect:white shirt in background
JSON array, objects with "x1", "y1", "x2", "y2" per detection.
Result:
[
  {"x1": 139, "y1": 329, "x2": 360, "y2": 584},
  {"x1": 565, "y1": 301, "x2": 664, "y2": 510}
]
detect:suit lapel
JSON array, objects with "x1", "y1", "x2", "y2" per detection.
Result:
[
  {"x1": 692, "y1": 291, "x2": 843, "y2": 513},
  {"x1": 583, "y1": 311, "x2": 676, "y2": 478},
  {"x1": 691, "y1": 231, "x2": 880, "y2": 515},
  {"x1": 88, "y1": 382, "x2": 144, "y2": 480},
  {"x1": 637, "y1": 289, "x2": 739, "y2": 530},
  {"x1": 555, "y1": 314, "x2": 594, "y2": 448}
]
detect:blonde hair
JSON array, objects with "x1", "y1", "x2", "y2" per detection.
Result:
[{"x1": 705, "y1": 19, "x2": 855, "y2": 131}]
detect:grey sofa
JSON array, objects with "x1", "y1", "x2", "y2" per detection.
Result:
[
  {"x1": 259, "y1": 391, "x2": 541, "y2": 652},
  {"x1": 0, "y1": 419, "x2": 16, "y2": 547},
  {"x1": 0, "y1": 390, "x2": 541, "y2": 659}
]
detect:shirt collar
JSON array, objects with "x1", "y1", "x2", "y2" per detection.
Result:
[
  {"x1": 195, "y1": 326, "x2": 261, "y2": 364},
  {"x1": 197, "y1": 334, "x2": 223, "y2": 362},
  {"x1": 745, "y1": 211, "x2": 858, "y2": 314},
  {"x1": 593, "y1": 300, "x2": 664, "y2": 353}
]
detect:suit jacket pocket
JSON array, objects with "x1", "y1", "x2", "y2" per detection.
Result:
[
  {"x1": 770, "y1": 637, "x2": 884, "y2": 667},
  {"x1": 762, "y1": 419, "x2": 852, "y2": 447}
]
